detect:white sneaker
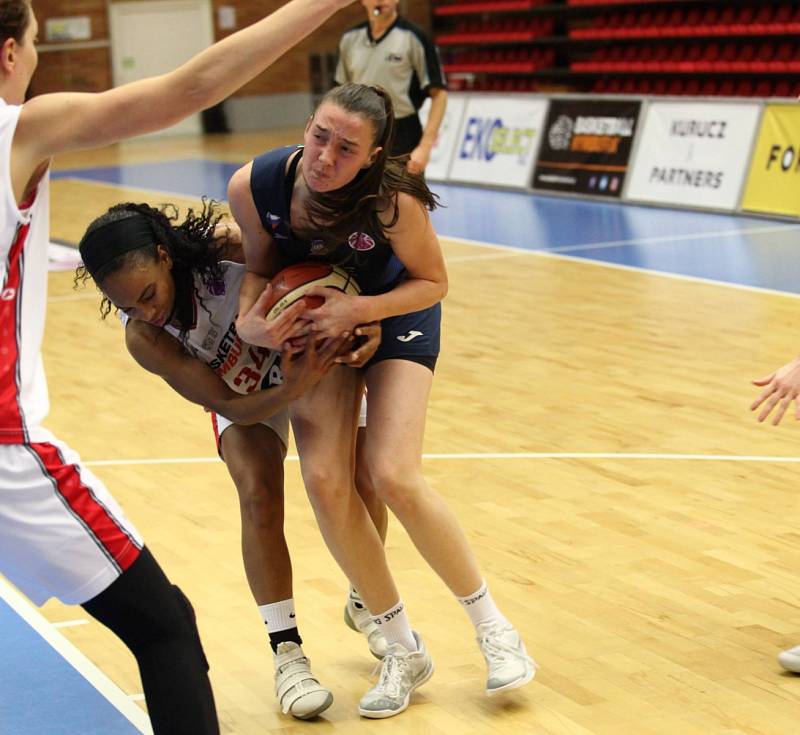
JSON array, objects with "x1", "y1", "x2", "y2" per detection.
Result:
[
  {"x1": 358, "y1": 631, "x2": 434, "y2": 718},
  {"x1": 274, "y1": 641, "x2": 333, "y2": 719},
  {"x1": 476, "y1": 621, "x2": 537, "y2": 696},
  {"x1": 778, "y1": 644, "x2": 800, "y2": 673},
  {"x1": 344, "y1": 592, "x2": 389, "y2": 659}
]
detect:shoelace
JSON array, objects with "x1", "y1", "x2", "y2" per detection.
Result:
[
  {"x1": 371, "y1": 652, "x2": 411, "y2": 698},
  {"x1": 478, "y1": 625, "x2": 535, "y2": 666}
]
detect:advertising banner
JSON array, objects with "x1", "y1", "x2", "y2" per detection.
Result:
[
  {"x1": 533, "y1": 98, "x2": 641, "y2": 197},
  {"x1": 418, "y1": 93, "x2": 467, "y2": 181},
  {"x1": 448, "y1": 95, "x2": 549, "y2": 188},
  {"x1": 742, "y1": 104, "x2": 800, "y2": 218},
  {"x1": 626, "y1": 102, "x2": 761, "y2": 211}
]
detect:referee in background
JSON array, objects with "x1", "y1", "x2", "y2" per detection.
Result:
[{"x1": 335, "y1": 0, "x2": 448, "y2": 174}]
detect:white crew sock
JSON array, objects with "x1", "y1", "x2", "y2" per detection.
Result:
[
  {"x1": 370, "y1": 600, "x2": 417, "y2": 652},
  {"x1": 456, "y1": 581, "x2": 510, "y2": 629}
]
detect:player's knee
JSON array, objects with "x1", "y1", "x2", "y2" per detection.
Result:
[
  {"x1": 367, "y1": 460, "x2": 423, "y2": 513},
  {"x1": 302, "y1": 465, "x2": 352, "y2": 503},
  {"x1": 145, "y1": 584, "x2": 201, "y2": 644},
  {"x1": 305, "y1": 479, "x2": 354, "y2": 521},
  {"x1": 236, "y1": 478, "x2": 285, "y2": 530}
]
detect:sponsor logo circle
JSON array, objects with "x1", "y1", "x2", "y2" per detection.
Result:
[{"x1": 348, "y1": 232, "x2": 375, "y2": 251}]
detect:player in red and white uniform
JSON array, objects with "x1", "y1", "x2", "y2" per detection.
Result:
[
  {"x1": 76, "y1": 201, "x2": 384, "y2": 719},
  {"x1": 0, "y1": 1, "x2": 356, "y2": 732}
]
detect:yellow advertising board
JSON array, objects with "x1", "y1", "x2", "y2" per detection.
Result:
[{"x1": 742, "y1": 105, "x2": 800, "y2": 218}]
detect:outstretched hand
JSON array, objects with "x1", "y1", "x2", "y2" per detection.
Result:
[{"x1": 751, "y1": 356, "x2": 800, "y2": 425}]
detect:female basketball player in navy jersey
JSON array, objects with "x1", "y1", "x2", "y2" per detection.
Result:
[
  {"x1": 76, "y1": 201, "x2": 385, "y2": 719},
  {"x1": 230, "y1": 83, "x2": 535, "y2": 718}
]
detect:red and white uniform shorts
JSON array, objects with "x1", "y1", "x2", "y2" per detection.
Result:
[{"x1": 0, "y1": 429, "x2": 143, "y2": 606}]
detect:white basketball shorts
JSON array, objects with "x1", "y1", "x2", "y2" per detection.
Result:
[
  {"x1": 210, "y1": 407, "x2": 290, "y2": 456},
  {"x1": 0, "y1": 429, "x2": 143, "y2": 606}
]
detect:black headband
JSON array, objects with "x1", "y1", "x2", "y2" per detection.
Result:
[{"x1": 78, "y1": 212, "x2": 156, "y2": 279}]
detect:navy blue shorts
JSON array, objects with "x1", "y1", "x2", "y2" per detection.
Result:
[{"x1": 366, "y1": 303, "x2": 441, "y2": 372}]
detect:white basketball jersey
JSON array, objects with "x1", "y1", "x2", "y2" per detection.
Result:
[
  {"x1": 0, "y1": 101, "x2": 51, "y2": 444},
  {"x1": 162, "y1": 261, "x2": 284, "y2": 394}
]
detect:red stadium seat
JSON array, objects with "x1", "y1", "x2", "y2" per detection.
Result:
[
  {"x1": 717, "y1": 78, "x2": 735, "y2": 97},
  {"x1": 651, "y1": 78, "x2": 668, "y2": 96},
  {"x1": 712, "y1": 6, "x2": 737, "y2": 33},
  {"x1": 700, "y1": 79, "x2": 718, "y2": 96},
  {"x1": 754, "y1": 79, "x2": 773, "y2": 97},
  {"x1": 683, "y1": 8, "x2": 702, "y2": 35},
  {"x1": 684, "y1": 78, "x2": 701, "y2": 96},
  {"x1": 732, "y1": 6, "x2": 755, "y2": 34},
  {"x1": 752, "y1": 5, "x2": 774, "y2": 33},
  {"x1": 666, "y1": 78, "x2": 684, "y2": 96}
]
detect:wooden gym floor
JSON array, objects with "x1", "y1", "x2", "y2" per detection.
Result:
[{"x1": 11, "y1": 130, "x2": 800, "y2": 734}]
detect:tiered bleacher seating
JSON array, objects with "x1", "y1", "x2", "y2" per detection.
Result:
[
  {"x1": 436, "y1": 17, "x2": 554, "y2": 46},
  {"x1": 570, "y1": 4, "x2": 800, "y2": 39},
  {"x1": 432, "y1": 0, "x2": 799, "y2": 97},
  {"x1": 572, "y1": 41, "x2": 800, "y2": 74}
]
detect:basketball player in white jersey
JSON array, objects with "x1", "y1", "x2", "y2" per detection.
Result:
[
  {"x1": 76, "y1": 200, "x2": 384, "y2": 719},
  {"x1": 0, "y1": 1, "x2": 355, "y2": 732}
]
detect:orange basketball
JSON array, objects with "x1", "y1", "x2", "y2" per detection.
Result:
[{"x1": 263, "y1": 262, "x2": 361, "y2": 321}]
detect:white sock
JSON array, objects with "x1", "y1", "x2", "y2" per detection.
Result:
[
  {"x1": 258, "y1": 598, "x2": 297, "y2": 632},
  {"x1": 456, "y1": 581, "x2": 509, "y2": 629},
  {"x1": 371, "y1": 600, "x2": 417, "y2": 652}
]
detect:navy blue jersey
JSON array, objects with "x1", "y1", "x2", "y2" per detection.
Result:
[{"x1": 249, "y1": 145, "x2": 406, "y2": 295}]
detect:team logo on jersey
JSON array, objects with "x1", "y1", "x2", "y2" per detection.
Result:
[
  {"x1": 386, "y1": 53, "x2": 403, "y2": 63},
  {"x1": 1, "y1": 287, "x2": 15, "y2": 301},
  {"x1": 310, "y1": 239, "x2": 326, "y2": 253},
  {"x1": 348, "y1": 232, "x2": 375, "y2": 251},
  {"x1": 266, "y1": 211, "x2": 289, "y2": 239},
  {"x1": 203, "y1": 273, "x2": 226, "y2": 297}
]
